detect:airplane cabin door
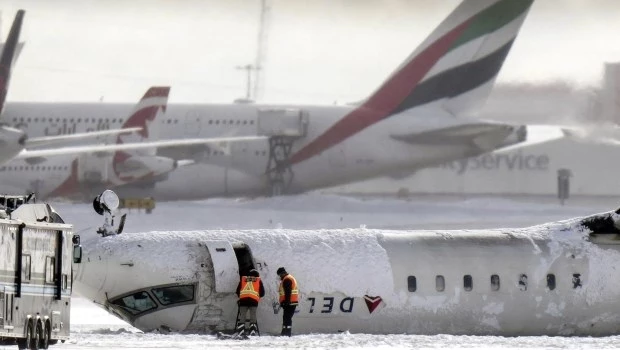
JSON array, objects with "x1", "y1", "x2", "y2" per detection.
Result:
[
  {"x1": 205, "y1": 241, "x2": 239, "y2": 293},
  {"x1": 184, "y1": 110, "x2": 202, "y2": 137}
]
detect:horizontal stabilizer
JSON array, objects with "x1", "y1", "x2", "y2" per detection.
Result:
[
  {"x1": 391, "y1": 123, "x2": 514, "y2": 146},
  {"x1": 16, "y1": 135, "x2": 269, "y2": 161},
  {"x1": 492, "y1": 125, "x2": 566, "y2": 153},
  {"x1": 25, "y1": 127, "x2": 142, "y2": 148}
]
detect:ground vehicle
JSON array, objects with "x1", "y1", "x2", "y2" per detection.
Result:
[{"x1": 0, "y1": 194, "x2": 81, "y2": 349}]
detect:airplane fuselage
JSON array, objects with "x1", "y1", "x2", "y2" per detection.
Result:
[
  {"x1": 0, "y1": 102, "x2": 510, "y2": 199},
  {"x1": 74, "y1": 209, "x2": 620, "y2": 336}
]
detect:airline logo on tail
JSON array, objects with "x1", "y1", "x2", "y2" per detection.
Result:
[
  {"x1": 113, "y1": 87, "x2": 170, "y2": 180},
  {"x1": 290, "y1": 0, "x2": 533, "y2": 165}
]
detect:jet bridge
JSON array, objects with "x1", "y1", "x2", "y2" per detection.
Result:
[{"x1": 257, "y1": 108, "x2": 308, "y2": 196}]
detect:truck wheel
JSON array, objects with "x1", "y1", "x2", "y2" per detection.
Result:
[
  {"x1": 16, "y1": 321, "x2": 33, "y2": 349},
  {"x1": 31, "y1": 321, "x2": 41, "y2": 350},
  {"x1": 40, "y1": 321, "x2": 50, "y2": 349}
]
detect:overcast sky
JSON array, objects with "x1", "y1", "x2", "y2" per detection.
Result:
[{"x1": 0, "y1": 0, "x2": 619, "y2": 104}]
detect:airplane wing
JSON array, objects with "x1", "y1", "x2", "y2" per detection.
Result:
[
  {"x1": 15, "y1": 135, "x2": 269, "y2": 161},
  {"x1": 25, "y1": 127, "x2": 142, "y2": 148}
]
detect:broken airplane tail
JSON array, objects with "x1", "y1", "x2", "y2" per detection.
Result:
[{"x1": 290, "y1": 0, "x2": 534, "y2": 164}]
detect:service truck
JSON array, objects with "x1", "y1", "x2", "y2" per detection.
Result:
[{"x1": 0, "y1": 195, "x2": 81, "y2": 349}]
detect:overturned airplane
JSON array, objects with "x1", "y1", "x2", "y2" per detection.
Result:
[{"x1": 73, "y1": 191, "x2": 620, "y2": 336}]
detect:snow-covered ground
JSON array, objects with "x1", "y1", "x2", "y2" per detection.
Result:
[{"x1": 16, "y1": 194, "x2": 620, "y2": 349}]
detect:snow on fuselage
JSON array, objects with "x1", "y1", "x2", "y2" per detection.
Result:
[{"x1": 73, "y1": 210, "x2": 620, "y2": 336}]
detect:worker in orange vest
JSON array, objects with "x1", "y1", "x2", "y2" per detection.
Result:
[
  {"x1": 277, "y1": 267, "x2": 299, "y2": 336},
  {"x1": 235, "y1": 269, "x2": 265, "y2": 336}
]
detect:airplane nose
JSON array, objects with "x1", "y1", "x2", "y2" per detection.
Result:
[{"x1": 72, "y1": 238, "x2": 111, "y2": 304}]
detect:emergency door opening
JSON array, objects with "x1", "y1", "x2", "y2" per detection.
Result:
[{"x1": 233, "y1": 243, "x2": 255, "y2": 277}]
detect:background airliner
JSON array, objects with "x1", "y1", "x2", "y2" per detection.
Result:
[{"x1": 0, "y1": 0, "x2": 564, "y2": 200}]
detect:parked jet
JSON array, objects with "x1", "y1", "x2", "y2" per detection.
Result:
[
  {"x1": 1, "y1": 0, "x2": 564, "y2": 200},
  {"x1": 74, "y1": 191, "x2": 620, "y2": 336}
]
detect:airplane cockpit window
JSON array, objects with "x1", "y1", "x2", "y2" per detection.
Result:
[
  {"x1": 407, "y1": 276, "x2": 417, "y2": 292},
  {"x1": 547, "y1": 274, "x2": 556, "y2": 290},
  {"x1": 435, "y1": 275, "x2": 445, "y2": 292},
  {"x1": 572, "y1": 273, "x2": 582, "y2": 289},
  {"x1": 518, "y1": 274, "x2": 528, "y2": 291},
  {"x1": 491, "y1": 274, "x2": 500, "y2": 291},
  {"x1": 111, "y1": 291, "x2": 157, "y2": 315},
  {"x1": 151, "y1": 284, "x2": 195, "y2": 306},
  {"x1": 463, "y1": 275, "x2": 473, "y2": 291}
]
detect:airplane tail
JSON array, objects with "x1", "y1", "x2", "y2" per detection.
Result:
[
  {"x1": 0, "y1": 10, "x2": 24, "y2": 116},
  {"x1": 114, "y1": 86, "x2": 170, "y2": 164},
  {"x1": 365, "y1": 0, "x2": 533, "y2": 117},
  {"x1": 290, "y1": 0, "x2": 534, "y2": 164}
]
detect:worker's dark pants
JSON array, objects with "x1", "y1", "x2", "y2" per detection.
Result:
[{"x1": 281, "y1": 305, "x2": 296, "y2": 336}]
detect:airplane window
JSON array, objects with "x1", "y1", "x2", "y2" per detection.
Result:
[
  {"x1": 547, "y1": 274, "x2": 556, "y2": 290},
  {"x1": 407, "y1": 276, "x2": 416, "y2": 292},
  {"x1": 174, "y1": 120, "x2": 178, "y2": 124},
  {"x1": 255, "y1": 151, "x2": 259, "y2": 156},
  {"x1": 236, "y1": 120, "x2": 240, "y2": 124},
  {"x1": 152, "y1": 284, "x2": 195, "y2": 305},
  {"x1": 112, "y1": 119, "x2": 117, "y2": 123},
  {"x1": 572, "y1": 273, "x2": 582, "y2": 289},
  {"x1": 208, "y1": 120, "x2": 213, "y2": 125},
  {"x1": 463, "y1": 275, "x2": 473, "y2": 291},
  {"x1": 48, "y1": 118, "x2": 53, "y2": 122},
  {"x1": 78, "y1": 118, "x2": 82, "y2": 122},
  {"x1": 435, "y1": 275, "x2": 445, "y2": 292},
  {"x1": 229, "y1": 120, "x2": 234, "y2": 124},
  {"x1": 518, "y1": 274, "x2": 527, "y2": 291},
  {"x1": 34, "y1": 118, "x2": 38, "y2": 122},
  {"x1": 27, "y1": 118, "x2": 31, "y2": 122},
  {"x1": 243, "y1": 120, "x2": 247, "y2": 125},
  {"x1": 70, "y1": 119, "x2": 74, "y2": 123},
  {"x1": 111, "y1": 291, "x2": 157, "y2": 315},
  {"x1": 491, "y1": 274, "x2": 500, "y2": 291},
  {"x1": 215, "y1": 120, "x2": 220, "y2": 125},
  {"x1": 56, "y1": 118, "x2": 59, "y2": 122},
  {"x1": 250, "y1": 120, "x2": 255, "y2": 125}
]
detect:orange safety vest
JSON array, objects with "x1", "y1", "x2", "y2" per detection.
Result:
[
  {"x1": 239, "y1": 276, "x2": 261, "y2": 302},
  {"x1": 279, "y1": 274, "x2": 299, "y2": 305}
]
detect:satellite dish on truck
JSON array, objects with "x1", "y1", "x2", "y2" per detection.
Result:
[
  {"x1": 93, "y1": 190, "x2": 126, "y2": 236},
  {"x1": 93, "y1": 189, "x2": 120, "y2": 215}
]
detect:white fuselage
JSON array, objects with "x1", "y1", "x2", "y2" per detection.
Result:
[
  {"x1": 1, "y1": 102, "x2": 505, "y2": 199},
  {"x1": 73, "y1": 210, "x2": 620, "y2": 336}
]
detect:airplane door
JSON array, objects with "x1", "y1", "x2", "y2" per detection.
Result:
[
  {"x1": 184, "y1": 110, "x2": 202, "y2": 137},
  {"x1": 205, "y1": 241, "x2": 239, "y2": 293}
]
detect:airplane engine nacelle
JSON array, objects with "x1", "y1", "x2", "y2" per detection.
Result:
[{"x1": 0, "y1": 125, "x2": 25, "y2": 164}]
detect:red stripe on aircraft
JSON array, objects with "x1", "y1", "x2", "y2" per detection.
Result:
[
  {"x1": 48, "y1": 160, "x2": 80, "y2": 198},
  {"x1": 289, "y1": 18, "x2": 473, "y2": 165}
]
